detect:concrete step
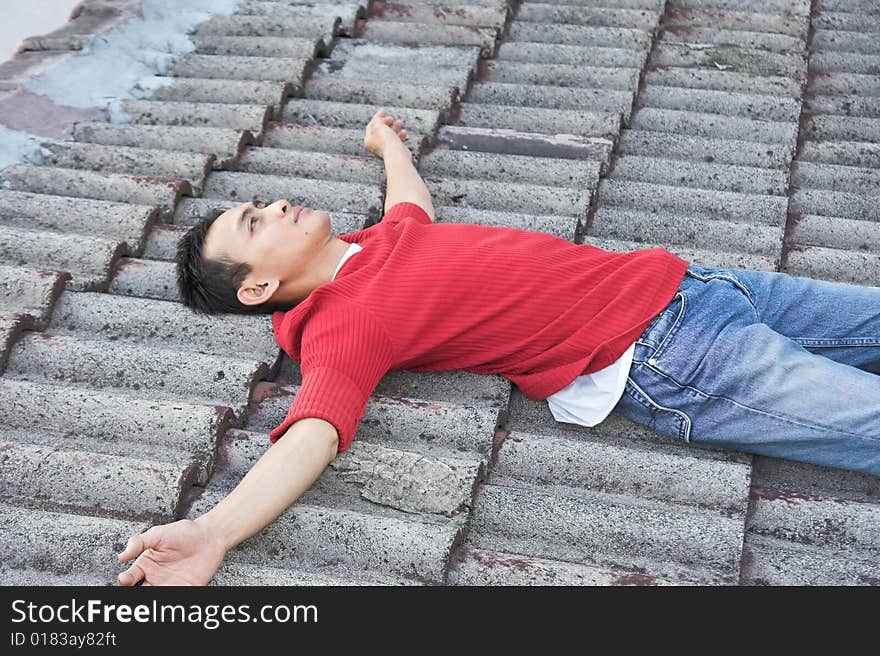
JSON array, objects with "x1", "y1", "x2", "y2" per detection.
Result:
[
  {"x1": 0, "y1": 225, "x2": 124, "y2": 292},
  {"x1": 485, "y1": 59, "x2": 640, "y2": 91},
  {"x1": 281, "y1": 97, "x2": 440, "y2": 134},
  {"x1": 0, "y1": 190, "x2": 155, "y2": 253},
  {"x1": 630, "y1": 107, "x2": 799, "y2": 145},
  {"x1": 638, "y1": 85, "x2": 801, "y2": 122},
  {"x1": 170, "y1": 53, "x2": 309, "y2": 83},
  {"x1": 610, "y1": 154, "x2": 788, "y2": 195},
  {"x1": 747, "y1": 485, "x2": 880, "y2": 556},
  {"x1": 617, "y1": 128, "x2": 793, "y2": 169},
  {"x1": 312, "y1": 55, "x2": 473, "y2": 92},
  {"x1": 211, "y1": 560, "x2": 420, "y2": 586},
  {"x1": 492, "y1": 428, "x2": 750, "y2": 514},
  {"x1": 659, "y1": 25, "x2": 804, "y2": 55},
  {"x1": 304, "y1": 75, "x2": 456, "y2": 111},
  {"x1": 792, "y1": 160, "x2": 880, "y2": 196},
  {"x1": 809, "y1": 71, "x2": 880, "y2": 97},
  {"x1": 458, "y1": 102, "x2": 621, "y2": 139},
  {"x1": 581, "y1": 235, "x2": 778, "y2": 271},
  {"x1": 107, "y1": 257, "x2": 180, "y2": 303},
  {"x1": 590, "y1": 206, "x2": 783, "y2": 257},
  {"x1": 240, "y1": 0, "x2": 362, "y2": 35},
  {"x1": 47, "y1": 289, "x2": 279, "y2": 363},
  {"x1": 800, "y1": 114, "x2": 880, "y2": 144},
  {"x1": 118, "y1": 98, "x2": 270, "y2": 136},
  {"x1": 803, "y1": 93, "x2": 880, "y2": 120},
  {"x1": 0, "y1": 503, "x2": 148, "y2": 582},
  {"x1": 597, "y1": 178, "x2": 788, "y2": 226},
  {"x1": 448, "y1": 545, "x2": 691, "y2": 585},
  {"x1": 41, "y1": 142, "x2": 213, "y2": 194},
  {"x1": 812, "y1": 28, "x2": 880, "y2": 55},
  {"x1": 357, "y1": 20, "x2": 498, "y2": 57},
  {"x1": 4, "y1": 332, "x2": 268, "y2": 415},
  {"x1": 0, "y1": 164, "x2": 185, "y2": 217},
  {"x1": 784, "y1": 244, "x2": 880, "y2": 286},
  {"x1": 650, "y1": 42, "x2": 807, "y2": 80},
  {"x1": 791, "y1": 213, "x2": 880, "y2": 252},
  {"x1": 742, "y1": 532, "x2": 880, "y2": 585},
  {"x1": 516, "y1": 2, "x2": 660, "y2": 31},
  {"x1": 507, "y1": 21, "x2": 652, "y2": 51},
  {"x1": 468, "y1": 81, "x2": 635, "y2": 122},
  {"x1": 191, "y1": 34, "x2": 320, "y2": 59},
  {"x1": 418, "y1": 146, "x2": 601, "y2": 188},
  {"x1": 813, "y1": 11, "x2": 880, "y2": 32},
  {"x1": 810, "y1": 50, "x2": 880, "y2": 76},
  {"x1": 790, "y1": 188, "x2": 879, "y2": 222},
  {"x1": 801, "y1": 137, "x2": 880, "y2": 170},
  {"x1": 368, "y1": 1, "x2": 507, "y2": 27},
  {"x1": 424, "y1": 174, "x2": 590, "y2": 216},
  {"x1": 467, "y1": 481, "x2": 745, "y2": 584},
  {"x1": 497, "y1": 41, "x2": 647, "y2": 68},
  {"x1": 0, "y1": 376, "x2": 225, "y2": 461},
  {"x1": 0, "y1": 438, "x2": 196, "y2": 518},
  {"x1": 435, "y1": 124, "x2": 613, "y2": 166},
  {"x1": 145, "y1": 77, "x2": 291, "y2": 114},
  {"x1": 664, "y1": 4, "x2": 808, "y2": 39},
  {"x1": 645, "y1": 65, "x2": 802, "y2": 97},
  {"x1": 194, "y1": 13, "x2": 340, "y2": 41},
  {"x1": 0, "y1": 265, "x2": 67, "y2": 331},
  {"x1": 74, "y1": 123, "x2": 252, "y2": 165},
  {"x1": 265, "y1": 122, "x2": 389, "y2": 156}
]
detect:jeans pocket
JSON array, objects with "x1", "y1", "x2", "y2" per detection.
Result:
[
  {"x1": 685, "y1": 265, "x2": 760, "y2": 321},
  {"x1": 620, "y1": 373, "x2": 693, "y2": 443}
]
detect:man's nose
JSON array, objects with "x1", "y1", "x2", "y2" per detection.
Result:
[{"x1": 270, "y1": 199, "x2": 289, "y2": 217}]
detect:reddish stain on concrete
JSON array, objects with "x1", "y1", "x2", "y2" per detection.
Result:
[
  {"x1": 612, "y1": 573, "x2": 660, "y2": 586},
  {"x1": 753, "y1": 485, "x2": 846, "y2": 506}
]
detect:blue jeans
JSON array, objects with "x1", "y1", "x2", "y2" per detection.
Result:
[{"x1": 613, "y1": 263, "x2": 880, "y2": 477}]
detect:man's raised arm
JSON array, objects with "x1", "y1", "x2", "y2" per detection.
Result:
[
  {"x1": 117, "y1": 417, "x2": 339, "y2": 586},
  {"x1": 364, "y1": 108, "x2": 435, "y2": 221}
]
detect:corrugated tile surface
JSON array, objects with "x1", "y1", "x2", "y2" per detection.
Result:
[{"x1": 0, "y1": 0, "x2": 877, "y2": 586}]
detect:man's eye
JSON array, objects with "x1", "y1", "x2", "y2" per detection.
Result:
[{"x1": 249, "y1": 216, "x2": 257, "y2": 232}]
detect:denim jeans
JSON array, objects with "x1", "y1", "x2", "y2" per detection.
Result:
[{"x1": 611, "y1": 263, "x2": 880, "y2": 477}]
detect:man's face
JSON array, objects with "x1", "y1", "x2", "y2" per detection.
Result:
[{"x1": 201, "y1": 198, "x2": 333, "y2": 306}]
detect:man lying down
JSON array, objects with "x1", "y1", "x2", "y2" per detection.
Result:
[{"x1": 117, "y1": 108, "x2": 880, "y2": 585}]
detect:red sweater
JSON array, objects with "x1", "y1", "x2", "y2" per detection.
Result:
[{"x1": 270, "y1": 202, "x2": 689, "y2": 452}]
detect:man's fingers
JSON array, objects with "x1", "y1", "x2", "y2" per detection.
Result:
[
  {"x1": 117, "y1": 562, "x2": 146, "y2": 586},
  {"x1": 118, "y1": 526, "x2": 162, "y2": 562},
  {"x1": 118, "y1": 535, "x2": 144, "y2": 562}
]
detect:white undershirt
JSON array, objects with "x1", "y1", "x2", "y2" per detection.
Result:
[
  {"x1": 331, "y1": 242, "x2": 363, "y2": 280},
  {"x1": 545, "y1": 342, "x2": 635, "y2": 427}
]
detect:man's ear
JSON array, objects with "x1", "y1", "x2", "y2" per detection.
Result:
[{"x1": 237, "y1": 278, "x2": 281, "y2": 306}]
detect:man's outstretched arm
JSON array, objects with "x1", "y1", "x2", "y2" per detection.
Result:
[
  {"x1": 363, "y1": 108, "x2": 435, "y2": 221},
  {"x1": 117, "y1": 417, "x2": 339, "y2": 586}
]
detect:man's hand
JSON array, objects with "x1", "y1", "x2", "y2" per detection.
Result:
[
  {"x1": 117, "y1": 518, "x2": 227, "y2": 586},
  {"x1": 116, "y1": 418, "x2": 338, "y2": 587},
  {"x1": 364, "y1": 108, "x2": 409, "y2": 158}
]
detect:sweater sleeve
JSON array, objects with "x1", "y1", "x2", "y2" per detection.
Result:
[
  {"x1": 381, "y1": 201, "x2": 432, "y2": 225},
  {"x1": 268, "y1": 302, "x2": 395, "y2": 453}
]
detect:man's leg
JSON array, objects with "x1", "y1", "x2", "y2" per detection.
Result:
[
  {"x1": 685, "y1": 264, "x2": 880, "y2": 374},
  {"x1": 616, "y1": 266, "x2": 880, "y2": 477}
]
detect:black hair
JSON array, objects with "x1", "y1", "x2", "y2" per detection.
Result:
[{"x1": 175, "y1": 207, "x2": 297, "y2": 316}]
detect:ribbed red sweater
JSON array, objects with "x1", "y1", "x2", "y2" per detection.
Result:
[{"x1": 270, "y1": 202, "x2": 690, "y2": 452}]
